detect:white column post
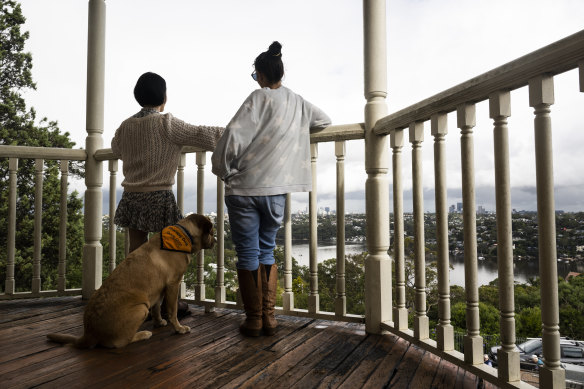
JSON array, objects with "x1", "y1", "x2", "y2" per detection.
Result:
[
  {"x1": 82, "y1": 0, "x2": 106, "y2": 299},
  {"x1": 363, "y1": 0, "x2": 391, "y2": 334}
]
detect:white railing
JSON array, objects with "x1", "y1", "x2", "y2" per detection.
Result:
[
  {"x1": 0, "y1": 146, "x2": 86, "y2": 299},
  {"x1": 373, "y1": 28, "x2": 584, "y2": 388}
]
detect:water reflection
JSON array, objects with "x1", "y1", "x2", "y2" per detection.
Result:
[{"x1": 289, "y1": 242, "x2": 581, "y2": 287}]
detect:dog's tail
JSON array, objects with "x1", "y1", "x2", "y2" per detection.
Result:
[{"x1": 46, "y1": 333, "x2": 95, "y2": 348}]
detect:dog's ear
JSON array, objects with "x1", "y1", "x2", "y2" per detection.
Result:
[{"x1": 198, "y1": 216, "x2": 213, "y2": 235}]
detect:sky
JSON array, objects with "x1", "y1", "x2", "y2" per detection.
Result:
[{"x1": 17, "y1": 0, "x2": 584, "y2": 214}]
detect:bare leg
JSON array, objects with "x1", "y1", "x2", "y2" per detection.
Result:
[{"x1": 129, "y1": 228, "x2": 148, "y2": 253}]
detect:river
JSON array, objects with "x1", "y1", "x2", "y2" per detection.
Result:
[{"x1": 289, "y1": 242, "x2": 579, "y2": 287}]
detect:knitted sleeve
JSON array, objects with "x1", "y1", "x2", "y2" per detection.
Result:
[
  {"x1": 163, "y1": 114, "x2": 225, "y2": 151},
  {"x1": 111, "y1": 126, "x2": 121, "y2": 158}
]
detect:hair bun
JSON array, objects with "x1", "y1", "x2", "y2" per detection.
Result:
[{"x1": 268, "y1": 41, "x2": 282, "y2": 57}]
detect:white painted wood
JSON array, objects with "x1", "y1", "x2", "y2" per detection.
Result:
[
  {"x1": 108, "y1": 159, "x2": 118, "y2": 273},
  {"x1": 457, "y1": 103, "x2": 483, "y2": 365},
  {"x1": 283, "y1": 194, "x2": 294, "y2": 312},
  {"x1": 335, "y1": 141, "x2": 346, "y2": 317},
  {"x1": 0, "y1": 145, "x2": 86, "y2": 160},
  {"x1": 363, "y1": 0, "x2": 391, "y2": 335},
  {"x1": 409, "y1": 122, "x2": 429, "y2": 340},
  {"x1": 82, "y1": 0, "x2": 106, "y2": 300},
  {"x1": 529, "y1": 75, "x2": 565, "y2": 389},
  {"x1": 58, "y1": 160, "x2": 69, "y2": 291},
  {"x1": 391, "y1": 129, "x2": 408, "y2": 330},
  {"x1": 431, "y1": 113, "x2": 454, "y2": 351},
  {"x1": 308, "y1": 143, "x2": 319, "y2": 314},
  {"x1": 490, "y1": 91, "x2": 520, "y2": 382},
  {"x1": 215, "y1": 178, "x2": 226, "y2": 305},
  {"x1": 32, "y1": 159, "x2": 43, "y2": 295},
  {"x1": 5, "y1": 158, "x2": 18, "y2": 295},
  {"x1": 195, "y1": 152, "x2": 206, "y2": 302},
  {"x1": 375, "y1": 29, "x2": 584, "y2": 135},
  {"x1": 177, "y1": 153, "x2": 185, "y2": 215}
]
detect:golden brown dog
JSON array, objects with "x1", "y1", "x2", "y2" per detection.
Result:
[{"x1": 47, "y1": 214, "x2": 215, "y2": 348}]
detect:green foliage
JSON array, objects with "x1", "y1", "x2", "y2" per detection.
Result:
[
  {"x1": 0, "y1": 0, "x2": 85, "y2": 292},
  {"x1": 516, "y1": 306, "x2": 542, "y2": 338},
  {"x1": 558, "y1": 275, "x2": 584, "y2": 339},
  {"x1": 316, "y1": 253, "x2": 366, "y2": 315}
]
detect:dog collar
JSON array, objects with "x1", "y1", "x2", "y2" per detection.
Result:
[{"x1": 160, "y1": 224, "x2": 194, "y2": 253}]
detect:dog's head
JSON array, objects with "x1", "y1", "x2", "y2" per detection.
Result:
[{"x1": 179, "y1": 214, "x2": 216, "y2": 253}]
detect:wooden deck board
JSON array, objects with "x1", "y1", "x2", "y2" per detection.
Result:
[{"x1": 0, "y1": 297, "x2": 501, "y2": 389}]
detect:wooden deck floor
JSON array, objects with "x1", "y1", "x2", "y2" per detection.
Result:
[{"x1": 0, "y1": 296, "x2": 500, "y2": 389}]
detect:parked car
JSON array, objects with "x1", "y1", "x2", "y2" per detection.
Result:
[{"x1": 488, "y1": 338, "x2": 584, "y2": 370}]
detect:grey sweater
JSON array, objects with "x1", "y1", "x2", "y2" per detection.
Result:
[{"x1": 211, "y1": 86, "x2": 331, "y2": 196}]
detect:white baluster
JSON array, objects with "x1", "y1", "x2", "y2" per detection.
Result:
[
  {"x1": 432, "y1": 113, "x2": 453, "y2": 351},
  {"x1": 108, "y1": 159, "x2": 117, "y2": 273},
  {"x1": 32, "y1": 158, "x2": 43, "y2": 294},
  {"x1": 195, "y1": 152, "x2": 206, "y2": 303},
  {"x1": 490, "y1": 91, "x2": 520, "y2": 382},
  {"x1": 5, "y1": 158, "x2": 18, "y2": 295},
  {"x1": 335, "y1": 141, "x2": 346, "y2": 317},
  {"x1": 410, "y1": 122, "x2": 429, "y2": 340},
  {"x1": 58, "y1": 160, "x2": 69, "y2": 291},
  {"x1": 457, "y1": 103, "x2": 483, "y2": 364},
  {"x1": 530, "y1": 75, "x2": 565, "y2": 388},
  {"x1": 177, "y1": 153, "x2": 185, "y2": 215},
  {"x1": 283, "y1": 193, "x2": 294, "y2": 311},
  {"x1": 308, "y1": 143, "x2": 319, "y2": 314},
  {"x1": 215, "y1": 178, "x2": 226, "y2": 305},
  {"x1": 391, "y1": 129, "x2": 408, "y2": 329}
]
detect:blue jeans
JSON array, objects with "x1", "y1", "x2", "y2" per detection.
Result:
[{"x1": 225, "y1": 194, "x2": 286, "y2": 271}]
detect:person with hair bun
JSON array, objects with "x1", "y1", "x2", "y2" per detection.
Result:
[
  {"x1": 112, "y1": 72, "x2": 223, "y2": 317},
  {"x1": 212, "y1": 41, "x2": 331, "y2": 337}
]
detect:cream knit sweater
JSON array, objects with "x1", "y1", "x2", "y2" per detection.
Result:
[{"x1": 111, "y1": 112, "x2": 224, "y2": 192}]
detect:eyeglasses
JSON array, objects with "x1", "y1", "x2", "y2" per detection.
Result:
[{"x1": 251, "y1": 71, "x2": 258, "y2": 81}]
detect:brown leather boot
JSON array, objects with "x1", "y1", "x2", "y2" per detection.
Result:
[
  {"x1": 237, "y1": 268, "x2": 262, "y2": 337},
  {"x1": 260, "y1": 263, "x2": 278, "y2": 336}
]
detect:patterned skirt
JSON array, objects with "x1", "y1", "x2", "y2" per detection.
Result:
[{"x1": 114, "y1": 190, "x2": 182, "y2": 232}]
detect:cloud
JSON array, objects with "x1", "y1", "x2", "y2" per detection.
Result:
[{"x1": 18, "y1": 0, "x2": 584, "y2": 214}]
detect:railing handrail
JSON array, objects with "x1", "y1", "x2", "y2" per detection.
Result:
[
  {"x1": 92, "y1": 123, "x2": 365, "y2": 161},
  {"x1": 0, "y1": 145, "x2": 87, "y2": 161},
  {"x1": 374, "y1": 28, "x2": 584, "y2": 134}
]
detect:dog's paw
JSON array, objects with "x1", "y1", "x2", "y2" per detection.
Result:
[
  {"x1": 153, "y1": 318, "x2": 168, "y2": 328},
  {"x1": 176, "y1": 325, "x2": 191, "y2": 334}
]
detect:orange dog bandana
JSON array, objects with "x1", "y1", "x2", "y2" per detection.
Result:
[{"x1": 160, "y1": 224, "x2": 194, "y2": 253}]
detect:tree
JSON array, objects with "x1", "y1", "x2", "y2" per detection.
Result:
[{"x1": 0, "y1": 0, "x2": 85, "y2": 291}]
